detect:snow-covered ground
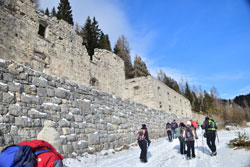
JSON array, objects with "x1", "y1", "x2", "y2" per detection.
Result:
[{"x1": 64, "y1": 127, "x2": 250, "y2": 167}]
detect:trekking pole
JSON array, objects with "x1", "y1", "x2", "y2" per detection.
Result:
[
  {"x1": 202, "y1": 132, "x2": 204, "y2": 153},
  {"x1": 216, "y1": 131, "x2": 219, "y2": 143}
]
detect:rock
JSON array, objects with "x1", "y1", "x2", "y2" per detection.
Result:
[
  {"x1": 88, "y1": 133, "x2": 100, "y2": 145},
  {"x1": 37, "y1": 120, "x2": 61, "y2": 152}
]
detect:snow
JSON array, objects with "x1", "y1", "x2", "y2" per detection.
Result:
[
  {"x1": 63, "y1": 128, "x2": 250, "y2": 167},
  {"x1": 39, "y1": 76, "x2": 47, "y2": 82},
  {"x1": 30, "y1": 109, "x2": 47, "y2": 115},
  {"x1": 0, "y1": 82, "x2": 7, "y2": 86},
  {"x1": 42, "y1": 102, "x2": 58, "y2": 106},
  {"x1": 58, "y1": 87, "x2": 70, "y2": 92},
  {"x1": 8, "y1": 91, "x2": 14, "y2": 96}
]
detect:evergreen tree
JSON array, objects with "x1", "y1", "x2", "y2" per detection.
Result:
[
  {"x1": 57, "y1": 0, "x2": 74, "y2": 25},
  {"x1": 157, "y1": 70, "x2": 180, "y2": 93},
  {"x1": 134, "y1": 55, "x2": 150, "y2": 77},
  {"x1": 80, "y1": 16, "x2": 101, "y2": 58},
  {"x1": 114, "y1": 35, "x2": 134, "y2": 79},
  {"x1": 52, "y1": 7, "x2": 57, "y2": 17},
  {"x1": 98, "y1": 32, "x2": 111, "y2": 51},
  {"x1": 45, "y1": 8, "x2": 50, "y2": 16},
  {"x1": 184, "y1": 82, "x2": 193, "y2": 105},
  {"x1": 203, "y1": 91, "x2": 213, "y2": 113}
]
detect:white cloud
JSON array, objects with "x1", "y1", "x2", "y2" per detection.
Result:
[
  {"x1": 240, "y1": 85, "x2": 250, "y2": 93},
  {"x1": 149, "y1": 66, "x2": 195, "y2": 84}
]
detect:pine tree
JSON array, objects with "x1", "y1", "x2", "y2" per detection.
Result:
[
  {"x1": 157, "y1": 70, "x2": 180, "y2": 93},
  {"x1": 134, "y1": 55, "x2": 150, "y2": 77},
  {"x1": 45, "y1": 8, "x2": 50, "y2": 16},
  {"x1": 52, "y1": 7, "x2": 57, "y2": 17},
  {"x1": 184, "y1": 82, "x2": 193, "y2": 105},
  {"x1": 57, "y1": 0, "x2": 74, "y2": 25},
  {"x1": 114, "y1": 35, "x2": 134, "y2": 79},
  {"x1": 98, "y1": 32, "x2": 111, "y2": 51},
  {"x1": 203, "y1": 91, "x2": 213, "y2": 113},
  {"x1": 80, "y1": 16, "x2": 101, "y2": 58}
]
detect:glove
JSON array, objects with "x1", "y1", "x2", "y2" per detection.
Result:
[
  {"x1": 196, "y1": 137, "x2": 198, "y2": 140},
  {"x1": 148, "y1": 140, "x2": 151, "y2": 147}
]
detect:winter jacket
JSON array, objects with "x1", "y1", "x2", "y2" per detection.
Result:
[
  {"x1": 190, "y1": 120, "x2": 198, "y2": 128},
  {"x1": 166, "y1": 124, "x2": 172, "y2": 131},
  {"x1": 171, "y1": 121, "x2": 178, "y2": 129}
]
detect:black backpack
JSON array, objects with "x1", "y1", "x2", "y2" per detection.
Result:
[
  {"x1": 185, "y1": 127, "x2": 194, "y2": 140},
  {"x1": 138, "y1": 129, "x2": 145, "y2": 141},
  {"x1": 208, "y1": 119, "x2": 217, "y2": 131}
]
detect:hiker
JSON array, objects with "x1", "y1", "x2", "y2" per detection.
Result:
[
  {"x1": 171, "y1": 119, "x2": 178, "y2": 139},
  {"x1": 166, "y1": 122, "x2": 172, "y2": 142},
  {"x1": 137, "y1": 124, "x2": 150, "y2": 163},
  {"x1": 196, "y1": 120, "x2": 199, "y2": 129},
  {"x1": 201, "y1": 116, "x2": 217, "y2": 156},
  {"x1": 178, "y1": 122, "x2": 187, "y2": 154},
  {"x1": 190, "y1": 120, "x2": 198, "y2": 130},
  {"x1": 182, "y1": 121, "x2": 198, "y2": 160}
]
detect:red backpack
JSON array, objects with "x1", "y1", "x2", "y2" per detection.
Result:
[{"x1": 18, "y1": 140, "x2": 64, "y2": 167}]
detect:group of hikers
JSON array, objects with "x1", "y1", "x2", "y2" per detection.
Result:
[{"x1": 137, "y1": 116, "x2": 218, "y2": 163}]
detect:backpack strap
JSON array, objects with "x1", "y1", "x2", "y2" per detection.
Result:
[{"x1": 34, "y1": 149, "x2": 53, "y2": 156}]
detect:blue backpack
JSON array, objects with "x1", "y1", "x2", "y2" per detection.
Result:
[{"x1": 0, "y1": 145, "x2": 36, "y2": 167}]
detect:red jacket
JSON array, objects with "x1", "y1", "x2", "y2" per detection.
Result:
[
  {"x1": 19, "y1": 140, "x2": 64, "y2": 167},
  {"x1": 190, "y1": 120, "x2": 198, "y2": 128}
]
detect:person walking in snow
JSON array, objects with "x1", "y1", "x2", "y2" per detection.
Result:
[
  {"x1": 182, "y1": 121, "x2": 198, "y2": 160},
  {"x1": 166, "y1": 122, "x2": 172, "y2": 142},
  {"x1": 178, "y1": 122, "x2": 187, "y2": 154},
  {"x1": 171, "y1": 120, "x2": 178, "y2": 139},
  {"x1": 137, "y1": 124, "x2": 150, "y2": 163},
  {"x1": 201, "y1": 116, "x2": 217, "y2": 156}
]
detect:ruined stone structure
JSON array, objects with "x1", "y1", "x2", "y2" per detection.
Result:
[
  {"x1": 0, "y1": 0, "x2": 125, "y2": 97},
  {"x1": 0, "y1": 60, "x2": 188, "y2": 157},
  {"x1": 124, "y1": 76, "x2": 192, "y2": 118},
  {"x1": 0, "y1": 2, "x2": 194, "y2": 157}
]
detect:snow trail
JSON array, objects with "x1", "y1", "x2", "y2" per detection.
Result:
[{"x1": 64, "y1": 128, "x2": 250, "y2": 167}]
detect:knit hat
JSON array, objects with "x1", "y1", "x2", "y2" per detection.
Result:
[
  {"x1": 142, "y1": 124, "x2": 147, "y2": 129},
  {"x1": 187, "y1": 121, "x2": 191, "y2": 126}
]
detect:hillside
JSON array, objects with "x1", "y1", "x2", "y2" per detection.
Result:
[{"x1": 234, "y1": 93, "x2": 250, "y2": 108}]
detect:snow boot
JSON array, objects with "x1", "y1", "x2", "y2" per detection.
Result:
[{"x1": 211, "y1": 151, "x2": 217, "y2": 156}]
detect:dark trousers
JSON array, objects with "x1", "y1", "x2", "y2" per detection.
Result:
[
  {"x1": 172, "y1": 128, "x2": 176, "y2": 138},
  {"x1": 167, "y1": 130, "x2": 172, "y2": 142},
  {"x1": 178, "y1": 137, "x2": 186, "y2": 154},
  {"x1": 186, "y1": 140, "x2": 195, "y2": 158},
  {"x1": 139, "y1": 140, "x2": 147, "y2": 161},
  {"x1": 207, "y1": 132, "x2": 216, "y2": 153}
]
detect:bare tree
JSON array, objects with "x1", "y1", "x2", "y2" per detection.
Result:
[{"x1": 31, "y1": 0, "x2": 40, "y2": 10}]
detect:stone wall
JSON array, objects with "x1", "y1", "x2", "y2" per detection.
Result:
[
  {"x1": 192, "y1": 111, "x2": 206, "y2": 124},
  {"x1": 0, "y1": 0, "x2": 125, "y2": 97},
  {"x1": 0, "y1": 60, "x2": 188, "y2": 157},
  {"x1": 124, "y1": 76, "x2": 192, "y2": 118}
]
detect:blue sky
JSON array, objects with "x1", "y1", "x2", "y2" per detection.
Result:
[{"x1": 40, "y1": 0, "x2": 250, "y2": 99}]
